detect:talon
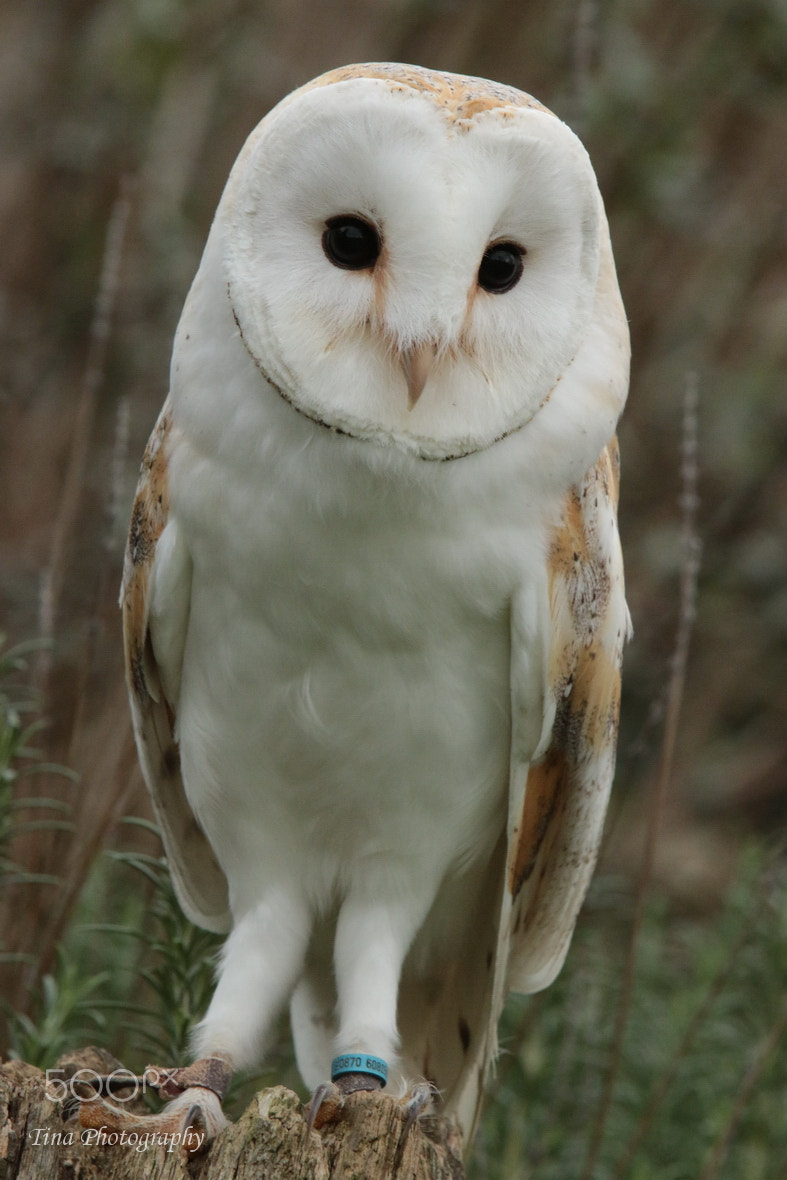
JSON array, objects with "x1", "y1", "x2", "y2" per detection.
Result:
[
  {"x1": 186, "y1": 1103, "x2": 203, "y2": 1128},
  {"x1": 60, "y1": 1094, "x2": 81, "y2": 1121},
  {"x1": 392, "y1": 1082, "x2": 437, "y2": 1173},
  {"x1": 305, "y1": 1081, "x2": 344, "y2": 1133},
  {"x1": 402, "y1": 1081, "x2": 435, "y2": 1133},
  {"x1": 183, "y1": 1103, "x2": 210, "y2": 1154}
]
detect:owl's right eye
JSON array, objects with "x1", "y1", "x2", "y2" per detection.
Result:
[{"x1": 322, "y1": 216, "x2": 381, "y2": 271}]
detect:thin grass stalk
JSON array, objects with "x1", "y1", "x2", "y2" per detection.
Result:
[
  {"x1": 571, "y1": 0, "x2": 599, "y2": 132},
  {"x1": 35, "y1": 681, "x2": 139, "y2": 982},
  {"x1": 106, "y1": 395, "x2": 131, "y2": 555},
  {"x1": 36, "y1": 177, "x2": 133, "y2": 690},
  {"x1": 609, "y1": 876, "x2": 770, "y2": 1178},
  {"x1": 582, "y1": 374, "x2": 701, "y2": 1179},
  {"x1": 16, "y1": 181, "x2": 136, "y2": 994},
  {"x1": 698, "y1": 1002, "x2": 787, "y2": 1180}
]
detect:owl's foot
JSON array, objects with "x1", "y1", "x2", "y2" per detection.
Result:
[
  {"x1": 305, "y1": 1072, "x2": 384, "y2": 1133},
  {"x1": 390, "y1": 1081, "x2": 439, "y2": 1172},
  {"x1": 77, "y1": 1087, "x2": 227, "y2": 1153},
  {"x1": 305, "y1": 1065, "x2": 435, "y2": 1138},
  {"x1": 305, "y1": 1053, "x2": 387, "y2": 1133},
  {"x1": 72, "y1": 1057, "x2": 232, "y2": 1154}
]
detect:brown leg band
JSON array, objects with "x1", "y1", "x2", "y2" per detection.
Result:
[{"x1": 144, "y1": 1057, "x2": 233, "y2": 1100}]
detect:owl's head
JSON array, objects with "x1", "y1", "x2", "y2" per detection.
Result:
[{"x1": 190, "y1": 64, "x2": 628, "y2": 464}]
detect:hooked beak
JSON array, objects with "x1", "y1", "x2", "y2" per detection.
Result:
[{"x1": 400, "y1": 342, "x2": 437, "y2": 410}]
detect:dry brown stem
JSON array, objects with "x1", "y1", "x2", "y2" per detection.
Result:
[
  {"x1": 582, "y1": 375, "x2": 702, "y2": 1179},
  {"x1": 35, "y1": 178, "x2": 133, "y2": 692}
]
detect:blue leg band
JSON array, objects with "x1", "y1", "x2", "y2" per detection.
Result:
[{"x1": 331, "y1": 1054, "x2": 388, "y2": 1087}]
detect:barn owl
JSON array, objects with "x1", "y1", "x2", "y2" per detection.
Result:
[{"x1": 105, "y1": 62, "x2": 630, "y2": 1150}]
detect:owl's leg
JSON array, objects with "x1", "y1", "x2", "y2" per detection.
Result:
[
  {"x1": 290, "y1": 967, "x2": 337, "y2": 1088},
  {"x1": 292, "y1": 968, "x2": 346, "y2": 1133},
  {"x1": 306, "y1": 887, "x2": 435, "y2": 1131},
  {"x1": 332, "y1": 892, "x2": 416, "y2": 1081},
  {"x1": 193, "y1": 887, "x2": 313, "y2": 1067},
  {"x1": 78, "y1": 889, "x2": 312, "y2": 1151}
]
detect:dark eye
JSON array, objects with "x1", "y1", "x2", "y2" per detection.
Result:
[
  {"x1": 477, "y1": 241, "x2": 525, "y2": 294},
  {"x1": 322, "y1": 215, "x2": 381, "y2": 270}
]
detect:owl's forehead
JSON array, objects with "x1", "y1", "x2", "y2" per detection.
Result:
[
  {"x1": 294, "y1": 62, "x2": 552, "y2": 129},
  {"x1": 227, "y1": 61, "x2": 592, "y2": 231}
]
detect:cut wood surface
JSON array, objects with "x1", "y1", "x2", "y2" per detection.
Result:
[{"x1": 0, "y1": 1048, "x2": 466, "y2": 1179}]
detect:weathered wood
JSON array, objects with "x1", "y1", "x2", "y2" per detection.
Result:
[{"x1": 0, "y1": 1049, "x2": 466, "y2": 1179}]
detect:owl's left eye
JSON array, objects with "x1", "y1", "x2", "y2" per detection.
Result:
[
  {"x1": 322, "y1": 216, "x2": 381, "y2": 271},
  {"x1": 478, "y1": 242, "x2": 526, "y2": 294}
]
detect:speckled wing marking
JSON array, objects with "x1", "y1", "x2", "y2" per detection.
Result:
[
  {"x1": 301, "y1": 62, "x2": 552, "y2": 124},
  {"x1": 397, "y1": 442, "x2": 628, "y2": 1145},
  {"x1": 123, "y1": 405, "x2": 172, "y2": 707},
  {"x1": 506, "y1": 439, "x2": 629, "y2": 993},
  {"x1": 121, "y1": 398, "x2": 231, "y2": 933}
]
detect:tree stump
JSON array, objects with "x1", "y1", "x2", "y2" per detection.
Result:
[{"x1": 0, "y1": 1048, "x2": 466, "y2": 1179}]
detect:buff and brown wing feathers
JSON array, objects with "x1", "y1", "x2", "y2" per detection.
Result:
[
  {"x1": 504, "y1": 441, "x2": 629, "y2": 995},
  {"x1": 121, "y1": 399, "x2": 230, "y2": 933}
]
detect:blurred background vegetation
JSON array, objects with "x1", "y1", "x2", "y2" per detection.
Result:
[{"x1": 0, "y1": 0, "x2": 785, "y2": 1176}]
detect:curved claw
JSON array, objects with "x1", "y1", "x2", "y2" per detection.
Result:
[
  {"x1": 305, "y1": 1070, "x2": 385, "y2": 1135},
  {"x1": 401, "y1": 1081, "x2": 435, "y2": 1133},
  {"x1": 392, "y1": 1082, "x2": 438, "y2": 1173},
  {"x1": 183, "y1": 1103, "x2": 210, "y2": 1155},
  {"x1": 305, "y1": 1081, "x2": 344, "y2": 1134},
  {"x1": 60, "y1": 1093, "x2": 81, "y2": 1121}
]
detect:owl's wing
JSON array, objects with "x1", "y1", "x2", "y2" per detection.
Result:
[
  {"x1": 121, "y1": 398, "x2": 231, "y2": 933},
  {"x1": 397, "y1": 441, "x2": 629, "y2": 1145},
  {"x1": 502, "y1": 437, "x2": 629, "y2": 996}
]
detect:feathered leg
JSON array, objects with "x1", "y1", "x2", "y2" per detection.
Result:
[
  {"x1": 78, "y1": 888, "x2": 312, "y2": 1150},
  {"x1": 305, "y1": 886, "x2": 436, "y2": 1131}
]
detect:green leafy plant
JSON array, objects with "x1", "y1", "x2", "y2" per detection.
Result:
[
  {"x1": 81, "y1": 822, "x2": 296, "y2": 1109},
  {"x1": 4, "y1": 947, "x2": 110, "y2": 1067},
  {"x1": 0, "y1": 636, "x2": 74, "y2": 890},
  {"x1": 98, "y1": 821, "x2": 223, "y2": 1064},
  {"x1": 472, "y1": 847, "x2": 787, "y2": 1180},
  {"x1": 0, "y1": 635, "x2": 90, "y2": 1059}
]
